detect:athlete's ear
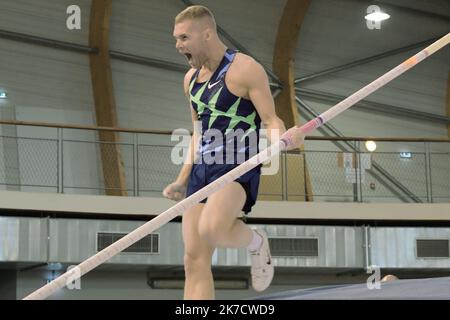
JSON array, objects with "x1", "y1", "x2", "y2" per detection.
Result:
[{"x1": 204, "y1": 28, "x2": 212, "y2": 41}]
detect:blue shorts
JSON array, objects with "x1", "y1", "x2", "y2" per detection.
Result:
[{"x1": 186, "y1": 163, "x2": 261, "y2": 214}]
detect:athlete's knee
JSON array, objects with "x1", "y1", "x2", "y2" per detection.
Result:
[
  {"x1": 184, "y1": 251, "x2": 212, "y2": 276},
  {"x1": 198, "y1": 218, "x2": 230, "y2": 246}
]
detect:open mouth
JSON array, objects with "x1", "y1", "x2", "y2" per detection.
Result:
[{"x1": 184, "y1": 53, "x2": 192, "y2": 61}]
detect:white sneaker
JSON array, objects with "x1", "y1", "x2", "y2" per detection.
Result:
[{"x1": 249, "y1": 229, "x2": 274, "y2": 292}]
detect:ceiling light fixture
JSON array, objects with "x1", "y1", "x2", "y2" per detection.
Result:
[{"x1": 365, "y1": 12, "x2": 390, "y2": 22}]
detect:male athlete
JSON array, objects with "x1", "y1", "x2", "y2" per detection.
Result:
[{"x1": 164, "y1": 5, "x2": 304, "y2": 299}]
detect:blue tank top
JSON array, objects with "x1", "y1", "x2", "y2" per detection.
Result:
[{"x1": 189, "y1": 49, "x2": 261, "y2": 164}]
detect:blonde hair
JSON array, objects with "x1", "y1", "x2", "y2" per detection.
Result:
[{"x1": 175, "y1": 5, "x2": 216, "y2": 29}]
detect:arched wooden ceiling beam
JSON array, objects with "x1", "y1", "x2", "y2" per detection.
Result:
[
  {"x1": 272, "y1": 0, "x2": 313, "y2": 201},
  {"x1": 89, "y1": 0, "x2": 127, "y2": 196},
  {"x1": 273, "y1": 0, "x2": 310, "y2": 129}
]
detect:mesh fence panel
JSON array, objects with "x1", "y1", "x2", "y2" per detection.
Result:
[
  {"x1": 138, "y1": 145, "x2": 180, "y2": 193},
  {"x1": 430, "y1": 153, "x2": 450, "y2": 202},
  {"x1": 17, "y1": 137, "x2": 57, "y2": 187},
  {"x1": 304, "y1": 151, "x2": 356, "y2": 201},
  {"x1": 362, "y1": 152, "x2": 427, "y2": 200},
  {"x1": 0, "y1": 132, "x2": 449, "y2": 203},
  {"x1": 63, "y1": 140, "x2": 133, "y2": 194}
]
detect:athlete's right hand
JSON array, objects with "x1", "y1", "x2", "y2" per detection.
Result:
[{"x1": 162, "y1": 181, "x2": 187, "y2": 201}]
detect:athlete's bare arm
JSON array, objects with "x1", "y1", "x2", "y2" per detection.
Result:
[
  {"x1": 234, "y1": 55, "x2": 304, "y2": 149},
  {"x1": 228, "y1": 55, "x2": 285, "y2": 141}
]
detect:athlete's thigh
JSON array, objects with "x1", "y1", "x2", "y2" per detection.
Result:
[{"x1": 203, "y1": 182, "x2": 246, "y2": 226}]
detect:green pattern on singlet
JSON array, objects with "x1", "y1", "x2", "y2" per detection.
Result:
[{"x1": 189, "y1": 80, "x2": 257, "y2": 132}]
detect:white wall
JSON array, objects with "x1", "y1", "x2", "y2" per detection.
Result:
[
  {"x1": 109, "y1": 0, "x2": 185, "y2": 64},
  {"x1": 0, "y1": 0, "x2": 91, "y2": 45},
  {"x1": 0, "y1": 37, "x2": 101, "y2": 193},
  {"x1": 295, "y1": 0, "x2": 449, "y2": 118}
]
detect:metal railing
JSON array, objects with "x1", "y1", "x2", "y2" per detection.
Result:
[{"x1": 0, "y1": 120, "x2": 449, "y2": 203}]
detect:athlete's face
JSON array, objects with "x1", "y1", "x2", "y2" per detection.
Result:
[{"x1": 173, "y1": 19, "x2": 208, "y2": 68}]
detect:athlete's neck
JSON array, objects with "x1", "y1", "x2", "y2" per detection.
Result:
[{"x1": 202, "y1": 43, "x2": 227, "y2": 73}]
